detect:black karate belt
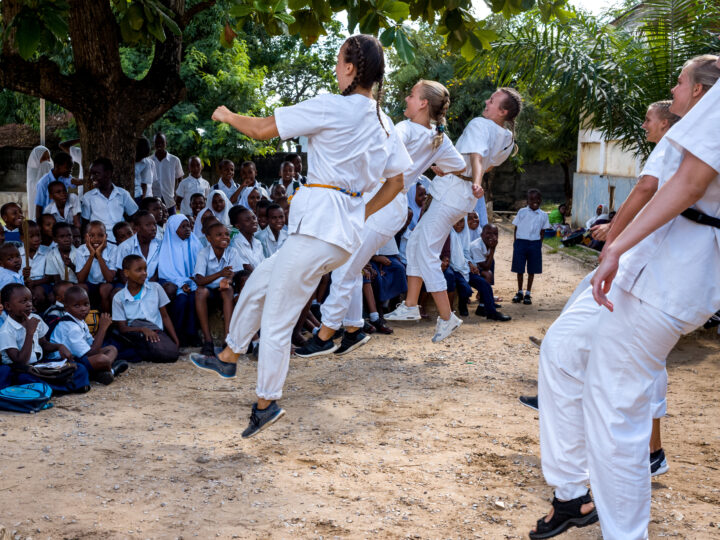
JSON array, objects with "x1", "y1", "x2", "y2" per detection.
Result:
[{"x1": 681, "y1": 208, "x2": 720, "y2": 229}]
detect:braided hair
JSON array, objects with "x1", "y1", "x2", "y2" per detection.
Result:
[
  {"x1": 418, "y1": 80, "x2": 451, "y2": 150},
  {"x1": 498, "y1": 87, "x2": 523, "y2": 157},
  {"x1": 341, "y1": 35, "x2": 389, "y2": 137}
]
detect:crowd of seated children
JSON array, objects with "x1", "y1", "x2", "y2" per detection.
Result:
[{"x1": 511, "y1": 188, "x2": 550, "y2": 305}]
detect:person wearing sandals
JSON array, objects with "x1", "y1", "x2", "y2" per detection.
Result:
[
  {"x1": 533, "y1": 55, "x2": 720, "y2": 539},
  {"x1": 511, "y1": 188, "x2": 549, "y2": 306}
]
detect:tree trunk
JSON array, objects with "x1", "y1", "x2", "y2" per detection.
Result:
[
  {"x1": 483, "y1": 170, "x2": 494, "y2": 203},
  {"x1": 561, "y1": 160, "x2": 572, "y2": 205}
]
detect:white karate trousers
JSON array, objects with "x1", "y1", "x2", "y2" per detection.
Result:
[
  {"x1": 225, "y1": 233, "x2": 348, "y2": 400},
  {"x1": 321, "y1": 227, "x2": 392, "y2": 330},
  {"x1": 406, "y1": 200, "x2": 465, "y2": 293},
  {"x1": 539, "y1": 286, "x2": 694, "y2": 540}
]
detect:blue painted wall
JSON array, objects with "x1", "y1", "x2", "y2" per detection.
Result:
[{"x1": 571, "y1": 173, "x2": 637, "y2": 228}]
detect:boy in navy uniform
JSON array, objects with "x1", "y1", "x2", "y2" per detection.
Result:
[{"x1": 511, "y1": 189, "x2": 550, "y2": 305}]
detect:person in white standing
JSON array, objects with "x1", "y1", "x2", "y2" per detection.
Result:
[
  {"x1": 532, "y1": 55, "x2": 720, "y2": 540},
  {"x1": 150, "y1": 133, "x2": 183, "y2": 214},
  {"x1": 386, "y1": 87, "x2": 522, "y2": 342},
  {"x1": 190, "y1": 34, "x2": 411, "y2": 438},
  {"x1": 134, "y1": 137, "x2": 155, "y2": 202},
  {"x1": 26, "y1": 145, "x2": 52, "y2": 221},
  {"x1": 175, "y1": 156, "x2": 211, "y2": 216},
  {"x1": 297, "y1": 79, "x2": 466, "y2": 357}
]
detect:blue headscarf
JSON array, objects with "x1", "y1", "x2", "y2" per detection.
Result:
[{"x1": 159, "y1": 214, "x2": 202, "y2": 292}]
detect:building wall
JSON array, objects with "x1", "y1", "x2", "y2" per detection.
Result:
[{"x1": 571, "y1": 173, "x2": 637, "y2": 228}]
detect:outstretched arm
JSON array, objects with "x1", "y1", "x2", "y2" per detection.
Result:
[{"x1": 212, "y1": 106, "x2": 279, "y2": 140}]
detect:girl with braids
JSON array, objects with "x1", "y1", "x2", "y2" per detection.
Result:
[
  {"x1": 386, "y1": 87, "x2": 522, "y2": 342},
  {"x1": 191, "y1": 34, "x2": 412, "y2": 438},
  {"x1": 296, "y1": 79, "x2": 466, "y2": 357}
]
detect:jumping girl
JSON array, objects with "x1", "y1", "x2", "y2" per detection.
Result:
[
  {"x1": 386, "y1": 87, "x2": 522, "y2": 342},
  {"x1": 296, "y1": 80, "x2": 466, "y2": 357},
  {"x1": 191, "y1": 34, "x2": 411, "y2": 438}
]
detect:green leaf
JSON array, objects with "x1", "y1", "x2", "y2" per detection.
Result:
[
  {"x1": 146, "y1": 20, "x2": 167, "y2": 42},
  {"x1": 358, "y1": 11, "x2": 379, "y2": 34},
  {"x1": 127, "y1": 3, "x2": 145, "y2": 31},
  {"x1": 288, "y1": 0, "x2": 309, "y2": 9},
  {"x1": 158, "y1": 10, "x2": 181, "y2": 36},
  {"x1": 394, "y1": 28, "x2": 414, "y2": 63},
  {"x1": 379, "y1": 26, "x2": 396, "y2": 47},
  {"x1": 275, "y1": 12, "x2": 296, "y2": 24},
  {"x1": 382, "y1": 1, "x2": 410, "y2": 22},
  {"x1": 40, "y1": 10, "x2": 69, "y2": 40},
  {"x1": 444, "y1": 9, "x2": 462, "y2": 31},
  {"x1": 229, "y1": 4, "x2": 256, "y2": 17},
  {"x1": 14, "y1": 15, "x2": 43, "y2": 60}
]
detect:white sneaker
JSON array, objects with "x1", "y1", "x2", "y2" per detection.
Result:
[
  {"x1": 385, "y1": 301, "x2": 421, "y2": 321},
  {"x1": 431, "y1": 312, "x2": 463, "y2": 342}
]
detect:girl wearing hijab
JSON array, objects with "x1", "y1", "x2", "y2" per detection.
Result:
[
  {"x1": 585, "y1": 204, "x2": 609, "y2": 229},
  {"x1": 26, "y1": 146, "x2": 53, "y2": 220},
  {"x1": 159, "y1": 214, "x2": 202, "y2": 347},
  {"x1": 193, "y1": 189, "x2": 231, "y2": 238}
]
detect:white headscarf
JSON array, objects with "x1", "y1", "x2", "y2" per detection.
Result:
[
  {"x1": 193, "y1": 189, "x2": 231, "y2": 237},
  {"x1": 159, "y1": 214, "x2": 202, "y2": 291},
  {"x1": 239, "y1": 186, "x2": 260, "y2": 210},
  {"x1": 406, "y1": 176, "x2": 430, "y2": 231},
  {"x1": 26, "y1": 146, "x2": 52, "y2": 220}
]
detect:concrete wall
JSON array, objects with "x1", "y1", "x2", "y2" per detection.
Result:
[
  {"x1": 488, "y1": 160, "x2": 571, "y2": 211},
  {"x1": 571, "y1": 173, "x2": 637, "y2": 228}
]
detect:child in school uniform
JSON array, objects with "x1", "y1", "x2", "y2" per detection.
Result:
[
  {"x1": 175, "y1": 156, "x2": 211, "y2": 216},
  {"x1": 44, "y1": 180, "x2": 81, "y2": 229},
  {"x1": 34, "y1": 151, "x2": 82, "y2": 222},
  {"x1": 43, "y1": 280, "x2": 72, "y2": 323},
  {"x1": 48, "y1": 285, "x2": 127, "y2": 385},
  {"x1": 511, "y1": 188, "x2": 549, "y2": 305},
  {"x1": 368, "y1": 237, "x2": 407, "y2": 331},
  {"x1": 1, "y1": 202, "x2": 24, "y2": 244},
  {"x1": 213, "y1": 159, "x2": 241, "y2": 202},
  {"x1": 134, "y1": 136, "x2": 155, "y2": 202},
  {"x1": 114, "y1": 211, "x2": 161, "y2": 282},
  {"x1": 194, "y1": 222, "x2": 243, "y2": 356},
  {"x1": 239, "y1": 186, "x2": 262, "y2": 215},
  {"x1": 19, "y1": 221, "x2": 52, "y2": 312},
  {"x1": 112, "y1": 255, "x2": 179, "y2": 363},
  {"x1": 74, "y1": 221, "x2": 117, "y2": 313},
  {"x1": 80, "y1": 157, "x2": 139, "y2": 244},
  {"x1": 112, "y1": 221, "x2": 133, "y2": 246},
  {"x1": 150, "y1": 133, "x2": 184, "y2": 215},
  {"x1": 230, "y1": 206, "x2": 264, "y2": 272},
  {"x1": 387, "y1": 86, "x2": 522, "y2": 342},
  {"x1": 0, "y1": 283, "x2": 90, "y2": 393},
  {"x1": 139, "y1": 196, "x2": 166, "y2": 241},
  {"x1": 45, "y1": 222, "x2": 80, "y2": 284},
  {"x1": 193, "y1": 190, "x2": 231, "y2": 239},
  {"x1": 190, "y1": 193, "x2": 206, "y2": 225},
  {"x1": 444, "y1": 218, "x2": 474, "y2": 316},
  {"x1": 466, "y1": 211, "x2": 481, "y2": 242},
  {"x1": 272, "y1": 161, "x2": 301, "y2": 197},
  {"x1": 38, "y1": 214, "x2": 56, "y2": 253},
  {"x1": 236, "y1": 160, "x2": 269, "y2": 203},
  {"x1": 0, "y1": 243, "x2": 25, "y2": 291},
  {"x1": 469, "y1": 224, "x2": 510, "y2": 321},
  {"x1": 158, "y1": 214, "x2": 201, "y2": 347},
  {"x1": 256, "y1": 203, "x2": 288, "y2": 257},
  {"x1": 254, "y1": 199, "x2": 272, "y2": 233}
]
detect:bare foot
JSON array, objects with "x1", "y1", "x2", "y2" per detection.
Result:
[
  {"x1": 531, "y1": 501, "x2": 595, "y2": 534},
  {"x1": 218, "y1": 346, "x2": 240, "y2": 364}
]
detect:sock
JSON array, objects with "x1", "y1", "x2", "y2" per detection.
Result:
[
  {"x1": 311, "y1": 300, "x2": 320, "y2": 306},
  {"x1": 111, "y1": 368, "x2": 115, "y2": 376},
  {"x1": 369, "y1": 312, "x2": 379, "y2": 322}
]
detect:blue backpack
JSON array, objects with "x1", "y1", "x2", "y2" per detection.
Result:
[{"x1": 0, "y1": 383, "x2": 53, "y2": 413}]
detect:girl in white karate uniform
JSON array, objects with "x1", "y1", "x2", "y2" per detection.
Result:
[
  {"x1": 534, "y1": 55, "x2": 720, "y2": 540},
  {"x1": 192, "y1": 34, "x2": 411, "y2": 438},
  {"x1": 386, "y1": 87, "x2": 522, "y2": 342},
  {"x1": 297, "y1": 80, "x2": 466, "y2": 357}
]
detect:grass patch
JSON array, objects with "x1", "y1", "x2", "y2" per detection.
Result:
[{"x1": 543, "y1": 235, "x2": 599, "y2": 265}]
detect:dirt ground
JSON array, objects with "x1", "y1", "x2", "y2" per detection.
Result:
[{"x1": 1, "y1": 225, "x2": 719, "y2": 540}]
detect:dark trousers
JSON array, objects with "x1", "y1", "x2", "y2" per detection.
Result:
[
  {"x1": 169, "y1": 291, "x2": 197, "y2": 347},
  {"x1": 468, "y1": 273, "x2": 498, "y2": 315},
  {"x1": 117, "y1": 330, "x2": 179, "y2": 363},
  {"x1": 443, "y1": 268, "x2": 472, "y2": 300}
]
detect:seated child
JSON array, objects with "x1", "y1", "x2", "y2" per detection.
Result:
[
  {"x1": 511, "y1": 189, "x2": 550, "y2": 305},
  {"x1": 194, "y1": 222, "x2": 243, "y2": 356},
  {"x1": 198, "y1": 214, "x2": 219, "y2": 247},
  {"x1": 272, "y1": 161, "x2": 301, "y2": 197},
  {"x1": 80, "y1": 157, "x2": 138, "y2": 244},
  {"x1": 114, "y1": 211, "x2": 161, "y2": 282},
  {"x1": 0, "y1": 283, "x2": 90, "y2": 393},
  {"x1": 43, "y1": 180, "x2": 81, "y2": 229},
  {"x1": 71, "y1": 225, "x2": 82, "y2": 248},
  {"x1": 230, "y1": 206, "x2": 264, "y2": 271},
  {"x1": 39, "y1": 214, "x2": 56, "y2": 254},
  {"x1": 19, "y1": 221, "x2": 52, "y2": 312},
  {"x1": 48, "y1": 285, "x2": 127, "y2": 385},
  {"x1": 158, "y1": 214, "x2": 201, "y2": 347},
  {"x1": 466, "y1": 211, "x2": 481, "y2": 242},
  {"x1": 46, "y1": 222, "x2": 80, "y2": 283},
  {"x1": 175, "y1": 156, "x2": 210, "y2": 216},
  {"x1": 43, "y1": 280, "x2": 72, "y2": 323},
  {"x1": 445, "y1": 219, "x2": 474, "y2": 317},
  {"x1": 256, "y1": 203, "x2": 288, "y2": 258},
  {"x1": 74, "y1": 221, "x2": 117, "y2": 312},
  {"x1": 112, "y1": 221, "x2": 133, "y2": 245},
  {"x1": 0, "y1": 243, "x2": 25, "y2": 291},
  {"x1": 189, "y1": 193, "x2": 206, "y2": 225},
  {"x1": 368, "y1": 237, "x2": 407, "y2": 333},
  {"x1": 112, "y1": 255, "x2": 179, "y2": 363},
  {"x1": 469, "y1": 224, "x2": 510, "y2": 321},
  {"x1": 193, "y1": 190, "x2": 230, "y2": 240},
  {"x1": 1, "y1": 202, "x2": 24, "y2": 244},
  {"x1": 140, "y1": 196, "x2": 166, "y2": 241},
  {"x1": 255, "y1": 198, "x2": 272, "y2": 234},
  {"x1": 34, "y1": 151, "x2": 81, "y2": 221},
  {"x1": 269, "y1": 182, "x2": 287, "y2": 205}
]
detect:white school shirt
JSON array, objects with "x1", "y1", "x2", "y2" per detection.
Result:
[
  {"x1": 275, "y1": 93, "x2": 412, "y2": 252},
  {"x1": 193, "y1": 245, "x2": 244, "y2": 289},
  {"x1": 469, "y1": 237, "x2": 490, "y2": 264},
  {"x1": 232, "y1": 234, "x2": 265, "y2": 268},
  {"x1": 43, "y1": 193, "x2": 81, "y2": 225},
  {"x1": 69, "y1": 146, "x2": 83, "y2": 180},
  {"x1": 0, "y1": 314, "x2": 48, "y2": 365},
  {"x1": 155, "y1": 225, "x2": 165, "y2": 242},
  {"x1": 0, "y1": 267, "x2": 24, "y2": 290},
  {"x1": 34, "y1": 171, "x2": 73, "y2": 209},
  {"x1": 256, "y1": 227, "x2": 288, "y2": 258},
  {"x1": 19, "y1": 247, "x2": 47, "y2": 281},
  {"x1": 45, "y1": 245, "x2": 79, "y2": 283},
  {"x1": 81, "y1": 186, "x2": 138, "y2": 243},
  {"x1": 112, "y1": 282, "x2": 169, "y2": 330},
  {"x1": 365, "y1": 120, "x2": 466, "y2": 237},
  {"x1": 134, "y1": 158, "x2": 155, "y2": 198},
  {"x1": 74, "y1": 243, "x2": 117, "y2": 284},
  {"x1": 616, "y1": 81, "x2": 720, "y2": 326},
  {"x1": 430, "y1": 117, "x2": 514, "y2": 213},
  {"x1": 150, "y1": 152, "x2": 183, "y2": 208},
  {"x1": 513, "y1": 207, "x2": 550, "y2": 240},
  {"x1": 114, "y1": 234, "x2": 162, "y2": 278},
  {"x1": 176, "y1": 175, "x2": 211, "y2": 215},
  {"x1": 213, "y1": 179, "x2": 241, "y2": 202},
  {"x1": 449, "y1": 229, "x2": 470, "y2": 280},
  {"x1": 377, "y1": 236, "x2": 399, "y2": 257},
  {"x1": 48, "y1": 313, "x2": 93, "y2": 359}
]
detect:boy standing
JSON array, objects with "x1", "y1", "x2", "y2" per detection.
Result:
[
  {"x1": 213, "y1": 159, "x2": 240, "y2": 202},
  {"x1": 175, "y1": 156, "x2": 210, "y2": 216},
  {"x1": 150, "y1": 133, "x2": 184, "y2": 215},
  {"x1": 511, "y1": 189, "x2": 550, "y2": 305}
]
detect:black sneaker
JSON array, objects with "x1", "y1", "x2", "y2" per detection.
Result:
[
  {"x1": 703, "y1": 310, "x2": 720, "y2": 329},
  {"x1": 650, "y1": 448, "x2": 669, "y2": 477},
  {"x1": 369, "y1": 318, "x2": 393, "y2": 334},
  {"x1": 190, "y1": 353, "x2": 237, "y2": 379},
  {"x1": 486, "y1": 311, "x2": 511, "y2": 322},
  {"x1": 94, "y1": 370, "x2": 114, "y2": 385},
  {"x1": 112, "y1": 360, "x2": 129, "y2": 377},
  {"x1": 475, "y1": 305, "x2": 487, "y2": 317},
  {"x1": 523, "y1": 292, "x2": 532, "y2": 305},
  {"x1": 519, "y1": 395, "x2": 539, "y2": 411},
  {"x1": 310, "y1": 303, "x2": 322, "y2": 321},
  {"x1": 512, "y1": 291, "x2": 524, "y2": 303},
  {"x1": 201, "y1": 341, "x2": 215, "y2": 356},
  {"x1": 241, "y1": 401, "x2": 286, "y2": 438},
  {"x1": 334, "y1": 330, "x2": 371, "y2": 356},
  {"x1": 295, "y1": 334, "x2": 337, "y2": 358}
]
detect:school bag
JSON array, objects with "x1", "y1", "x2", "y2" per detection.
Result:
[{"x1": 0, "y1": 382, "x2": 53, "y2": 413}]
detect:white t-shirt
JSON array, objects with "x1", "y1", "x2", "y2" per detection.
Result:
[
  {"x1": 429, "y1": 117, "x2": 513, "y2": 212},
  {"x1": 513, "y1": 207, "x2": 550, "y2": 240},
  {"x1": 48, "y1": 313, "x2": 93, "y2": 359},
  {"x1": 365, "y1": 120, "x2": 466, "y2": 237},
  {"x1": 0, "y1": 267, "x2": 24, "y2": 291},
  {"x1": 43, "y1": 193, "x2": 81, "y2": 225},
  {"x1": 114, "y1": 234, "x2": 162, "y2": 278},
  {"x1": 275, "y1": 93, "x2": 412, "y2": 252},
  {"x1": 19, "y1": 247, "x2": 47, "y2": 281},
  {"x1": 69, "y1": 146, "x2": 83, "y2": 179},
  {"x1": 74, "y1": 244, "x2": 117, "y2": 284},
  {"x1": 469, "y1": 237, "x2": 490, "y2": 264},
  {"x1": 231, "y1": 234, "x2": 265, "y2": 269},
  {"x1": 81, "y1": 186, "x2": 138, "y2": 243},
  {"x1": 213, "y1": 179, "x2": 241, "y2": 202},
  {"x1": 449, "y1": 229, "x2": 470, "y2": 280},
  {"x1": 150, "y1": 152, "x2": 183, "y2": 208},
  {"x1": 256, "y1": 227, "x2": 288, "y2": 258},
  {"x1": 193, "y1": 245, "x2": 243, "y2": 289},
  {"x1": 112, "y1": 282, "x2": 170, "y2": 330},
  {"x1": 134, "y1": 158, "x2": 155, "y2": 198},
  {"x1": 176, "y1": 176, "x2": 211, "y2": 215},
  {"x1": 45, "y1": 245, "x2": 79, "y2": 283},
  {"x1": 0, "y1": 314, "x2": 47, "y2": 365}
]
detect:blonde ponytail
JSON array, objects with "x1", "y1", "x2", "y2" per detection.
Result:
[{"x1": 418, "y1": 80, "x2": 451, "y2": 150}]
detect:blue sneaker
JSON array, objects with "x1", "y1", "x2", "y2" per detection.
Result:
[
  {"x1": 190, "y1": 353, "x2": 237, "y2": 379},
  {"x1": 519, "y1": 395, "x2": 539, "y2": 411},
  {"x1": 242, "y1": 401, "x2": 286, "y2": 438}
]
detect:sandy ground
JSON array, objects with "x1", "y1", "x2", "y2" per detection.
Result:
[{"x1": 1, "y1": 225, "x2": 719, "y2": 540}]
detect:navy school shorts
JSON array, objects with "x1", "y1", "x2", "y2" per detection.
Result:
[{"x1": 511, "y1": 239, "x2": 543, "y2": 275}]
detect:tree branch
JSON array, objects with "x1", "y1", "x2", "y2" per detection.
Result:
[
  {"x1": 0, "y1": 53, "x2": 77, "y2": 110},
  {"x1": 182, "y1": 1, "x2": 218, "y2": 27}
]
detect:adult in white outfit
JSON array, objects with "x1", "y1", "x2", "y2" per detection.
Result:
[
  {"x1": 386, "y1": 87, "x2": 522, "y2": 343},
  {"x1": 532, "y1": 55, "x2": 720, "y2": 540},
  {"x1": 190, "y1": 35, "x2": 411, "y2": 439},
  {"x1": 297, "y1": 80, "x2": 466, "y2": 357},
  {"x1": 26, "y1": 146, "x2": 53, "y2": 220}
]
